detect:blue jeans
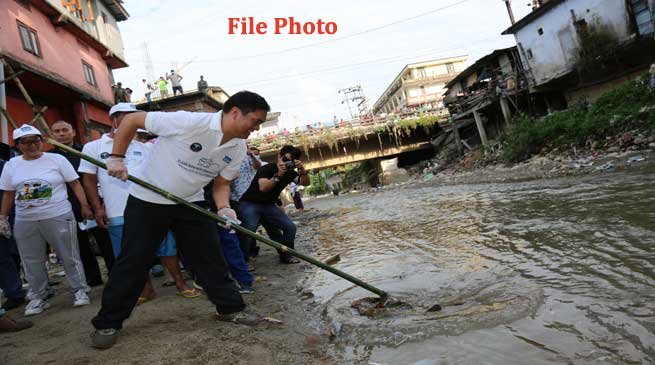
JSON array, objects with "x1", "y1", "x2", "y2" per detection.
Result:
[
  {"x1": 218, "y1": 228, "x2": 253, "y2": 286},
  {"x1": 0, "y1": 235, "x2": 25, "y2": 301},
  {"x1": 238, "y1": 201, "x2": 297, "y2": 261},
  {"x1": 108, "y1": 217, "x2": 176, "y2": 258}
]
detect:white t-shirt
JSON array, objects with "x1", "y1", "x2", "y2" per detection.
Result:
[
  {"x1": 78, "y1": 134, "x2": 150, "y2": 218},
  {"x1": 0, "y1": 153, "x2": 78, "y2": 221},
  {"x1": 129, "y1": 111, "x2": 246, "y2": 204}
]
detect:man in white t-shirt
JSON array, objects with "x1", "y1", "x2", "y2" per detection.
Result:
[
  {"x1": 90, "y1": 91, "x2": 270, "y2": 349},
  {"x1": 80, "y1": 103, "x2": 199, "y2": 304}
]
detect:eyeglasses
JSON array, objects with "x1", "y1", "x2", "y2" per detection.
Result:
[{"x1": 18, "y1": 138, "x2": 42, "y2": 146}]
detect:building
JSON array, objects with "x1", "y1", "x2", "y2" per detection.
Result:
[
  {"x1": 443, "y1": 47, "x2": 528, "y2": 149},
  {"x1": 372, "y1": 56, "x2": 467, "y2": 116},
  {"x1": 136, "y1": 87, "x2": 230, "y2": 114},
  {"x1": 0, "y1": 0, "x2": 129, "y2": 144},
  {"x1": 249, "y1": 112, "x2": 282, "y2": 139},
  {"x1": 502, "y1": 0, "x2": 655, "y2": 106}
]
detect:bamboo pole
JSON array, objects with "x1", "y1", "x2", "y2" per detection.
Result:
[
  {"x1": 47, "y1": 138, "x2": 388, "y2": 299},
  {"x1": 0, "y1": 106, "x2": 17, "y2": 129}
]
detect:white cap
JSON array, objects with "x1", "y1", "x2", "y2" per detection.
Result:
[
  {"x1": 13, "y1": 124, "x2": 42, "y2": 140},
  {"x1": 109, "y1": 102, "x2": 138, "y2": 116}
]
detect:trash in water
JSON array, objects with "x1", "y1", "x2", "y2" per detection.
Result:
[
  {"x1": 426, "y1": 304, "x2": 442, "y2": 312},
  {"x1": 324, "y1": 254, "x2": 341, "y2": 266},
  {"x1": 595, "y1": 162, "x2": 614, "y2": 171},
  {"x1": 627, "y1": 155, "x2": 645, "y2": 164},
  {"x1": 351, "y1": 296, "x2": 412, "y2": 317}
]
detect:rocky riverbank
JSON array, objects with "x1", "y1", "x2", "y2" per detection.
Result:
[{"x1": 409, "y1": 129, "x2": 655, "y2": 185}]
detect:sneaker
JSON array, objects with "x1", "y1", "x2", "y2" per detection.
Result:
[
  {"x1": 91, "y1": 328, "x2": 119, "y2": 349},
  {"x1": 24, "y1": 299, "x2": 50, "y2": 316},
  {"x1": 216, "y1": 311, "x2": 260, "y2": 326},
  {"x1": 192, "y1": 281, "x2": 203, "y2": 290},
  {"x1": 238, "y1": 284, "x2": 255, "y2": 295},
  {"x1": 74, "y1": 290, "x2": 91, "y2": 307}
]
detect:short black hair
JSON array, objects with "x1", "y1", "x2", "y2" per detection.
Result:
[
  {"x1": 279, "y1": 145, "x2": 301, "y2": 160},
  {"x1": 223, "y1": 91, "x2": 270, "y2": 115}
]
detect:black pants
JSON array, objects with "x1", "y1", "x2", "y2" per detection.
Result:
[
  {"x1": 92, "y1": 196, "x2": 245, "y2": 330},
  {"x1": 77, "y1": 227, "x2": 114, "y2": 286}
]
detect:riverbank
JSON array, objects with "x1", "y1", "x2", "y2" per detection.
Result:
[
  {"x1": 1, "y1": 247, "x2": 333, "y2": 365},
  {"x1": 410, "y1": 134, "x2": 655, "y2": 186}
]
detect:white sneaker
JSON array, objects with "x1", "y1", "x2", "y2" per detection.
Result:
[
  {"x1": 73, "y1": 290, "x2": 90, "y2": 307},
  {"x1": 25, "y1": 299, "x2": 50, "y2": 316}
]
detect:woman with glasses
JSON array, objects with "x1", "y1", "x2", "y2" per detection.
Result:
[{"x1": 0, "y1": 125, "x2": 93, "y2": 316}]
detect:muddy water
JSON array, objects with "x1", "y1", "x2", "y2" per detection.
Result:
[{"x1": 301, "y1": 166, "x2": 655, "y2": 364}]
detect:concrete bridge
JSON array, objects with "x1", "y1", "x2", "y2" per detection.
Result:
[{"x1": 256, "y1": 115, "x2": 442, "y2": 170}]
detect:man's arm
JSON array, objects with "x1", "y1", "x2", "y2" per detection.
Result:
[
  {"x1": 295, "y1": 160, "x2": 311, "y2": 186},
  {"x1": 108, "y1": 112, "x2": 147, "y2": 181},
  {"x1": 212, "y1": 175, "x2": 232, "y2": 210},
  {"x1": 0, "y1": 190, "x2": 15, "y2": 217},
  {"x1": 82, "y1": 173, "x2": 108, "y2": 228},
  {"x1": 258, "y1": 161, "x2": 287, "y2": 192},
  {"x1": 67, "y1": 180, "x2": 93, "y2": 220}
]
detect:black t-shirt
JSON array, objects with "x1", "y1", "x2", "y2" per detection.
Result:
[
  {"x1": 50, "y1": 143, "x2": 83, "y2": 221},
  {"x1": 239, "y1": 163, "x2": 298, "y2": 204}
]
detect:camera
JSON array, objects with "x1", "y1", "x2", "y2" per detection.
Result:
[{"x1": 282, "y1": 156, "x2": 296, "y2": 170}]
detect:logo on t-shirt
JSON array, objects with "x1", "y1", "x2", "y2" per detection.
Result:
[
  {"x1": 190, "y1": 143, "x2": 203, "y2": 152},
  {"x1": 222, "y1": 155, "x2": 232, "y2": 164},
  {"x1": 100, "y1": 152, "x2": 109, "y2": 159},
  {"x1": 16, "y1": 179, "x2": 53, "y2": 208}
]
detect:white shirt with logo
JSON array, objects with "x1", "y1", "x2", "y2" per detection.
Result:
[
  {"x1": 129, "y1": 111, "x2": 246, "y2": 204},
  {"x1": 78, "y1": 134, "x2": 149, "y2": 218},
  {"x1": 0, "y1": 153, "x2": 78, "y2": 221}
]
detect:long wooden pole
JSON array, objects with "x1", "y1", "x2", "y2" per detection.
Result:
[{"x1": 47, "y1": 138, "x2": 388, "y2": 299}]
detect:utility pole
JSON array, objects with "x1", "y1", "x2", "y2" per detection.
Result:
[
  {"x1": 338, "y1": 85, "x2": 372, "y2": 120},
  {"x1": 502, "y1": 0, "x2": 516, "y2": 24},
  {"x1": 140, "y1": 41, "x2": 157, "y2": 97}
]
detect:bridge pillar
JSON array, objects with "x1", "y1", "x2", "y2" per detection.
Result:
[
  {"x1": 473, "y1": 110, "x2": 489, "y2": 147},
  {"x1": 452, "y1": 120, "x2": 463, "y2": 153}
]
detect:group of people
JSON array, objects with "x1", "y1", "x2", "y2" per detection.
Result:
[
  {"x1": 0, "y1": 91, "x2": 311, "y2": 349},
  {"x1": 141, "y1": 72, "x2": 209, "y2": 102}
]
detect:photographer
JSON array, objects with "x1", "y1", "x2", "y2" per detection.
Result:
[{"x1": 238, "y1": 145, "x2": 310, "y2": 264}]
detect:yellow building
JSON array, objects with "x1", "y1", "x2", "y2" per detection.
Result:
[{"x1": 372, "y1": 56, "x2": 467, "y2": 115}]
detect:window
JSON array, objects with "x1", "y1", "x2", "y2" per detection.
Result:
[
  {"x1": 526, "y1": 49, "x2": 534, "y2": 60},
  {"x1": 446, "y1": 63, "x2": 455, "y2": 74},
  {"x1": 17, "y1": 22, "x2": 40, "y2": 57},
  {"x1": 416, "y1": 67, "x2": 427, "y2": 79},
  {"x1": 538, "y1": 27, "x2": 544, "y2": 35},
  {"x1": 82, "y1": 61, "x2": 97, "y2": 86}
]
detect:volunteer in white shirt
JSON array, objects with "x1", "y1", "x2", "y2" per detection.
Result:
[
  {"x1": 79, "y1": 103, "x2": 199, "y2": 304},
  {"x1": 0, "y1": 125, "x2": 92, "y2": 317},
  {"x1": 90, "y1": 91, "x2": 271, "y2": 349}
]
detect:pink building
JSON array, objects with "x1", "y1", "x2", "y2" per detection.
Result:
[{"x1": 0, "y1": 0, "x2": 129, "y2": 144}]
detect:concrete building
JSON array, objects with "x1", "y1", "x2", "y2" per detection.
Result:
[
  {"x1": 249, "y1": 112, "x2": 282, "y2": 139},
  {"x1": 136, "y1": 87, "x2": 230, "y2": 114},
  {"x1": 0, "y1": 0, "x2": 129, "y2": 144},
  {"x1": 502, "y1": 0, "x2": 655, "y2": 105},
  {"x1": 372, "y1": 56, "x2": 467, "y2": 116}
]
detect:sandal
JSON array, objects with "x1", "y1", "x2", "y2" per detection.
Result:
[
  {"x1": 280, "y1": 257, "x2": 300, "y2": 264},
  {"x1": 177, "y1": 288, "x2": 201, "y2": 299},
  {"x1": 137, "y1": 295, "x2": 155, "y2": 305}
]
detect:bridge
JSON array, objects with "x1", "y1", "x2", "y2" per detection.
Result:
[{"x1": 253, "y1": 112, "x2": 444, "y2": 170}]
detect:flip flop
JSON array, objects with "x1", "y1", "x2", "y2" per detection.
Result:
[
  {"x1": 137, "y1": 296, "x2": 155, "y2": 305},
  {"x1": 177, "y1": 288, "x2": 201, "y2": 299}
]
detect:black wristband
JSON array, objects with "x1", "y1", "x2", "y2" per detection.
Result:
[{"x1": 108, "y1": 153, "x2": 125, "y2": 158}]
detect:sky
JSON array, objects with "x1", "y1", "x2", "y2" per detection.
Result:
[{"x1": 114, "y1": 0, "x2": 532, "y2": 130}]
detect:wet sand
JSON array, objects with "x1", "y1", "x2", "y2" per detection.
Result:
[{"x1": 0, "y1": 243, "x2": 334, "y2": 365}]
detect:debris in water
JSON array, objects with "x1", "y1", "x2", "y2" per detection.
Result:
[
  {"x1": 627, "y1": 155, "x2": 645, "y2": 164},
  {"x1": 426, "y1": 304, "x2": 442, "y2": 312},
  {"x1": 595, "y1": 162, "x2": 614, "y2": 171},
  {"x1": 351, "y1": 296, "x2": 413, "y2": 317},
  {"x1": 324, "y1": 254, "x2": 341, "y2": 266}
]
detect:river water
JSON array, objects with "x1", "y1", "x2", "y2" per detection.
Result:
[{"x1": 300, "y1": 166, "x2": 655, "y2": 364}]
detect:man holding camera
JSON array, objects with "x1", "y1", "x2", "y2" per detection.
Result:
[{"x1": 238, "y1": 145, "x2": 310, "y2": 264}]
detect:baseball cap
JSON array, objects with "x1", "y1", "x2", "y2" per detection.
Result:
[
  {"x1": 13, "y1": 124, "x2": 42, "y2": 140},
  {"x1": 109, "y1": 103, "x2": 138, "y2": 116}
]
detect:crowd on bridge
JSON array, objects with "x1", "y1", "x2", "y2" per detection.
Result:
[{"x1": 0, "y1": 91, "x2": 312, "y2": 349}]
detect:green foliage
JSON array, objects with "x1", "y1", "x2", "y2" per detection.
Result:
[
  {"x1": 502, "y1": 79, "x2": 655, "y2": 162},
  {"x1": 575, "y1": 18, "x2": 621, "y2": 80},
  {"x1": 306, "y1": 170, "x2": 330, "y2": 196}
]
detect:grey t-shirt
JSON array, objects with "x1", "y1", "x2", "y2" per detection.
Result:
[{"x1": 168, "y1": 74, "x2": 182, "y2": 87}]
